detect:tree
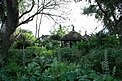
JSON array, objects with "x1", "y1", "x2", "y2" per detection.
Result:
[
  {"x1": 0, "y1": 0, "x2": 69, "y2": 65},
  {"x1": 12, "y1": 28, "x2": 36, "y2": 49},
  {"x1": 78, "y1": 0, "x2": 122, "y2": 46}
]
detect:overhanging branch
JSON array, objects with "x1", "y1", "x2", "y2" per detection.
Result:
[
  {"x1": 95, "y1": 0, "x2": 117, "y2": 33},
  {"x1": 18, "y1": 0, "x2": 64, "y2": 27},
  {"x1": 18, "y1": 0, "x2": 35, "y2": 19},
  {"x1": 95, "y1": 0, "x2": 107, "y2": 16},
  {"x1": 17, "y1": 11, "x2": 39, "y2": 27},
  {"x1": 18, "y1": 11, "x2": 65, "y2": 27}
]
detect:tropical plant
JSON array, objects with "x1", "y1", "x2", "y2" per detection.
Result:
[{"x1": 11, "y1": 29, "x2": 36, "y2": 49}]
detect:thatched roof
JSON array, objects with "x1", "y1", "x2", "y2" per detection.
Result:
[{"x1": 60, "y1": 30, "x2": 82, "y2": 41}]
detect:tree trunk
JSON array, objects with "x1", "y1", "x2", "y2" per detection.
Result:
[
  {"x1": 118, "y1": 17, "x2": 122, "y2": 47},
  {"x1": 0, "y1": 0, "x2": 18, "y2": 65},
  {"x1": 120, "y1": 32, "x2": 122, "y2": 47},
  {"x1": 119, "y1": 22, "x2": 122, "y2": 47}
]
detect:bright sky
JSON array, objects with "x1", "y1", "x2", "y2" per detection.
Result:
[{"x1": 20, "y1": 1, "x2": 103, "y2": 36}]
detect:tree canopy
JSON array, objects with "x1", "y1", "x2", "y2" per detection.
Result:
[
  {"x1": 82, "y1": 0, "x2": 122, "y2": 34},
  {"x1": 0, "y1": 0, "x2": 70, "y2": 65}
]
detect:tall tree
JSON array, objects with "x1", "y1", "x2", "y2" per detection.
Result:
[
  {"x1": 0, "y1": 0, "x2": 68, "y2": 65},
  {"x1": 76, "y1": 0, "x2": 122, "y2": 46}
]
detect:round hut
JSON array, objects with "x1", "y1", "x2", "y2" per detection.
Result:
[{"x1": 60, "y1": 25, "x2": 82, "y2": 48}]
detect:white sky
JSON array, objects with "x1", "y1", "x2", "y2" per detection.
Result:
[{"x1": 20, "y1": 1, "x2": 103, "y2": 36}]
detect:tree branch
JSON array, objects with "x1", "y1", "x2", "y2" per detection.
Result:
[
  {"x1": 95, "y1": 0, "x2": 107, "y2": 16},
  {"x1": 18, "y1": 0, "x2": 63, "y2": 27},
  {"x1": 18, "y1": 0, "x2": 35, "y2": 19},
  {"x1": 41, "y1": 12, "x2": 65, "y2": 20},
  {"x1": 17, "y1": 12, "x2": 39, "y2": 27},
  {"x1": 95, "y1": 0, "x2": 117, "y2": 34}
]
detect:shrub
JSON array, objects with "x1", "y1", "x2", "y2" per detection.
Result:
[
  {"x1": 78, "y1": 35, "x2": 118, "y2": 51},
  {"x1": 79, "y1": 48, "x2": 122, "y2": 79},
  {"x1": 55, "y1": 47, "x2": 82, "y2": 63}
]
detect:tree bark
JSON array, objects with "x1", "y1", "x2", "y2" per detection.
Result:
[
  {"x1": 0, "y1": 0, "x2": 18, "y2": 65},
  {"x1": 118, "y1": 17, "x2": 122, "y2": 47},
  {"x1": 0, "y1": 0, "x2": 61, "y2": 65}
]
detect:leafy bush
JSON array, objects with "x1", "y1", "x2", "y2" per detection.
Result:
[
  {"x1": 1, "y1": 34, "x2": 122, "y2": 80},
  {"x1": 78, "y1": 35, "x2": 118, "y2": 51},
  {"x1": 42, "y1": 58, "x2": 81, "y2": 81},
  {"x1": 55, "y1": 47, "x2": 82, "y2": 63},
  {"x1": 0, "y1": 68, "x2": 12, "y2": 81},
  {"x1": 1, "y1": 47, "x2": 122, "y2": 80},
  {"x1": 11, "y1": 29, "x2": 36, "y2": 49},
  {"x1": 79, "y1": 48, "x2": 122, "y2": 79},
  {"x1": 24, "y1": 58, "x2": 120, "y2": 81}
]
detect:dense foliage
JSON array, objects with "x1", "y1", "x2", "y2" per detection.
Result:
[
  {"x1": 83, "y1": 0, "x2": 122, "y2": 33},
  {"x1": 0, "y1": 0, "x2": 122, "y2": 81},
  {"x1": 82, "y1": 0, "x2": 122, "y2": 47},
  {"x1": 0, "y1": 31, "x2": 122, "y2": 81}
]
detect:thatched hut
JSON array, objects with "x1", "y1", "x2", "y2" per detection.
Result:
[{"x1": 60, "y1": 26, "x2": 82, "y2": 48}]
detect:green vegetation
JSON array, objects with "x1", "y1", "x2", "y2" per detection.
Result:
[
  {"x1": 0, "y1": 29, "x2": 122, "y2": 81},
  {"x1": 0, "y1": 0, "x2": 122, "y2": 81}
]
